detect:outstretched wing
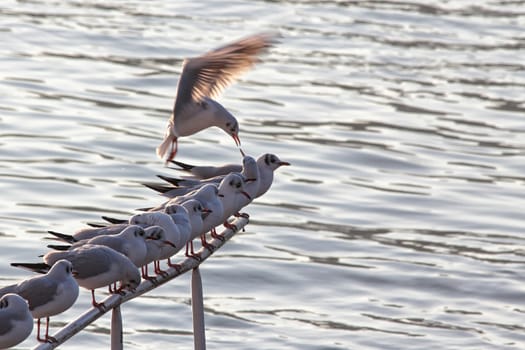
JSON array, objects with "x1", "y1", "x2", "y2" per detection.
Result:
[{"x1": 173, "y1": 33, "x2": 277, "y2": 117}]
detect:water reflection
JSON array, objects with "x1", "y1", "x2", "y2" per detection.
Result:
[{"x1": 1, "y1": 0, "x2": 525, "y2": 349}]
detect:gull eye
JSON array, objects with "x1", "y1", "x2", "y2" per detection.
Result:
[{"x1": 229, "y1": 180, "x2": 234, "y2": 186}]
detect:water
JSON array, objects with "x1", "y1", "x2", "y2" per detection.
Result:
[{"x1": 1, "y1": 0, "x2": 525, "y2": 349}]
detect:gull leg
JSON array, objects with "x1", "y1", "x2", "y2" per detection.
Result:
[
  {"x1": 44, "y1": 316, "x2": 57, "y2": 343},
  {"x1": 142, "y1": 264, "x2": 157, "y2": 281},
  {"x1": 222, "y1": 221, "x2": 237, "y2": 232},
  {"x1": 167, "y1": 138, "x2": 178, "y2": 163},
  {"x1": 167, "y1": 257, "x2": 182, "y2": 272},
  {"x1": 36, "y1": 318, "x2": 43, "y2": 342},
  {"x1": 201, "y1": 233, "x2": 216, "y2": 251},
  {"x1": 211, "y1": 227, "x2": 226, "y2": 241},
  {"x1": 154, "y1": 260, "x2": 167, "y2": 276},
  {"x1": 91, "y1": 290, "x2": 105, "y2": 309},
  {"x1": 186, "y1": 240, "x2": 201, "y2": 261}
]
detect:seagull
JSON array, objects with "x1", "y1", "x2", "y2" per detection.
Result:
[
  {"x1": 47, "y1": 225, "x2": 149, "y2": 268},
  {"x1": 12, "y1": 244, "x2": 141, "y2": 308},
  {"x1": 169, "y1": 159, "x2": 241, "y2": 179},
  {"x1": 149, "y1": 182, "x2": 220, "y2": 212},
  {"x1": 178, "y1": 199, "x2": 207, "y2": 258},
  {"x1": 217, "y1": 173, "x2": 252, "y2": 228},
  {"x1": 156, "y1": 33, "x2": 276, "y2": 162},
  {"x1": 70, "y1": 224, "x2": 128, "y2": 242},
  {"x1": 129, "y1": 211, "x2": 184, "y2": 270},
  {"x1": 190, "y1": 185, "x2": 224, "y2": 253},
  {"x1": 149, "y1": 152, "x2": 260, "y2": 198},
  {"x1": 139, "y1": 226, "x2": 177, "y2": 279},
  {"x1": 0, "y1": 259, "x2": 79, "y2": 342},
  {"x1": 165, "y1": 153, "x2": 290, "y2": 198},
  {"x1": 0, "y1": 293, "x2": 33, "y2": 348}
]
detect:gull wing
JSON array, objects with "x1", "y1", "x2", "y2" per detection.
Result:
[{"x1": 172, "y1": 33, "x2": 277, "y2": 120}]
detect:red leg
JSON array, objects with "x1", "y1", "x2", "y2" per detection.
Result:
[
  {"x1": 167, "y1": 257, "x2": 182, "y2": 272},
  {"x1": 201, "y1": 233, "x2": 215, "y2": 250},
  {"x1": 223, "y1": 221, "x2": 237, "y2": 232},
  {"x1": 142, "y1": 264, "x2": 157, "y2": 280},
  {"x1": 36, "y1": 318, "x2": 43, "y2": 342},
  {"x1": 167, "y1": 138, "x2": 178, "y2": 162},
  {"x1": 91, "y1": 290, "x2": 105, "y2": 309},
  {"x1": 211, "y1": 227, "x2": 226, "y2": 241}
]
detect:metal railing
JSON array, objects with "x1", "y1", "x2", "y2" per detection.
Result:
[{"x1": 32, "y1": 216, "x2": 249, "y2": 350}]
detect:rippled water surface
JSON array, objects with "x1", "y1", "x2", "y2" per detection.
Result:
[{"x1": 1, "y1": 1, "x2": 525, "y2": 349}]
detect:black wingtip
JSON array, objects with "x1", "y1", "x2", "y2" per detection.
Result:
[
  {"x1": 169, "y1": 160, "x2": 195, "y2": 171},
  {"x1": 142, "y1": 182, "x2": 175, "y2": 194},
  {"x1": 157, "y1": 174, "x2": 183, "y2": 186},
  {"x1": 101, "y1": 216, "x2": 127, "y2": 225},
  {"x1": 11, "y1": 262, "x2": 50, "y2": 274},
  {"x1": 136, "y1": 207, "x2": 154, "y2": 212},
  {"x1": 87, "y1": 222, "x2": 107, "y2": 228},
  {"x1": 47, "y1": 244, "x2": 71, "y2": 251},
  {"x1": 47, "y1": 230, "x2": 76, "y2": 244}
]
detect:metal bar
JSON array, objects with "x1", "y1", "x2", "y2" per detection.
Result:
[
  {"x1": 191, "y1": 267, "x2": 206, "y2": 350},
  {"x1": 32, "y1": 216, "x2": 249, "y2": 350},
  {"x1": 110, "y1": 306, "x2": 123, "y2": 350}
]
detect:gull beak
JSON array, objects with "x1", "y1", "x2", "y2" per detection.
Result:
[
  {"x1": 241, "y1": 191, "x2": 252, "y2": 200},
  {"x1": 201, "y1": 207, "x2": 213, "y2": 219},
  {"x1": 278, "y1": 161, "x2": 291, "y2": 167},
  {"x1": 232, "y1": 133, "x2": 241, "y2": 147},
  {"x1": 245, "y1": 178, "x2": 257, "y2": 183},
  {"x1": 239, "y1": 148, "x2": 246, "y2": 157},
  {"x1": 72, "y1": 269, "x2": 79, "y2": 277},
  {"x1": 163, "y1": 240, "x2": 177, "y2": 248}
]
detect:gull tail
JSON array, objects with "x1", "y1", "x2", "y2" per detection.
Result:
[
  {"x1": 156, "y1": 124, "x2": 177, "y2": 162},
  {"x1": 11, "y1": 262, "x2": 50, "y2": 274},
  {"x1": 48, "y1": 230, "x2": 77, "y2": 244},
  {"x1": 101, "y1": 216, "x2": 128, "y2": 225}
]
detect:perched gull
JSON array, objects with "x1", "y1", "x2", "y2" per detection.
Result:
[
  {"x1": 0, "y1": 260, "x2": 79, "y2": 342},
  {"x1": 149, "y1": 152, "x2": 260, "y2": 198},
  {"x1": 139, "y1": 226, "x2": 176, "y2": 279},
  {"x1": 0, "y1": 293, "x2": 33, "y2": 348},
  {"x1": 131, "y1": 211, "x2": 184, "y2": 273},
  {"x1": 156, "y1": 33, "x2": 276, "y2": 162},
  {"x1": 48, "y1": 225, "x2": 150, "y2": 268},
  {"x1": 12, "y1": 244, "x2": 141, "y2": 308},
  {"x1": 217, "y1": 173, "x2": 252, "y2": 228},
  {"x1": 165, "y1": 153, "x2": 290, "y2": 198}
]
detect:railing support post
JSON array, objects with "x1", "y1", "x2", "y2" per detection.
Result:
[
  {"x1": 110, "y1": 305, "x2": 123, "y2": 350},
  {"x1": 192, "y1": 267, "x2": 206, "y2": 350}
]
